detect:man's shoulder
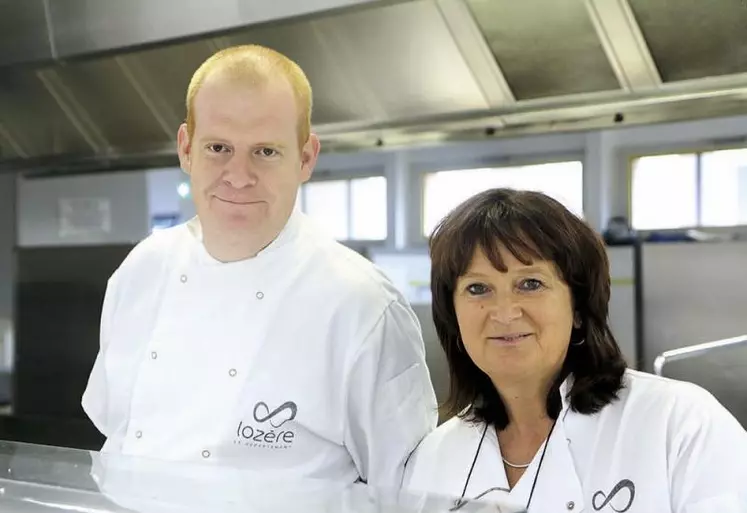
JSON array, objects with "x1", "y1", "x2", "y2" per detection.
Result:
[
  {"x1": 305, "y1": 235, "x2": 408, "y2": 311},
  {"x1": 114, "y1": 224, "x2": 190, "y2": 280}
]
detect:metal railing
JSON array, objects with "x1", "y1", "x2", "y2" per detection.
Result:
[{"x1": 653, "y1": 334, "x2": 747, "y2": 376}]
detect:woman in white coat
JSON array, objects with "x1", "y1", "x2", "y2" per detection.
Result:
[{"x1": 404, "y1": 188, "x2": 747, "y2": 513}]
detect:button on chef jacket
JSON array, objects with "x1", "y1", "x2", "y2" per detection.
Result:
[
  {"x1": 403, "y1": 370, "x2": 747, "y2": 512},
  {"x1": 81, "y1": 207, "x2": 439, "y2": 488}
]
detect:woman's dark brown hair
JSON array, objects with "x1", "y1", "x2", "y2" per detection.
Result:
[{"x1": 429, "y1": 188, "x2": 627, "y2": 430}]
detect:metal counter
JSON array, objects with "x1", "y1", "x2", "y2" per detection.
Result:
[
  {"x1": 0, "y1": 440, "x2": 523, "y2": 513},
  {"x1": 654, "y1": 334, "x2": 747, "y2": 427}
]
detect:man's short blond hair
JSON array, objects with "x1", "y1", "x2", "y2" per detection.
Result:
[{"x1": 185, "y1": 44, "x2": 313, "y2": 147}]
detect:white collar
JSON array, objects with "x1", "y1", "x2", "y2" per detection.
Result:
[
  {"x1": 186, "y1": 206, "x2": 304, "y2": 266},
  {"x1": 559, "y1": 373, "x2": 574, "y2": 417},
  {"x1": 460, "y1": 383, "x2": 585, "y2": 511}
]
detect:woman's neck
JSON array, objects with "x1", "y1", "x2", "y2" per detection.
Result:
[
  {"x1": 493, "y1": 374, "x2": 560, "y2": 489},
  {"x1": 494, "y1": 374, "x2": 556, "y2": 434}
]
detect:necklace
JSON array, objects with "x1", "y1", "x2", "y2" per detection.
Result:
[
  {"x1": 451, "y1": 418, "x2": 558, "y2": 511},
  {"x1": 502, "y1": 457, "x2": 531, "y2": 469}
]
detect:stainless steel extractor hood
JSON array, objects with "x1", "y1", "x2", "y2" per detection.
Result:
[{"x1": 1, "y1": 0, "x2": 747, "y2": 173}]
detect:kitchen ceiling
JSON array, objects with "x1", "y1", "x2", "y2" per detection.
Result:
[{"x1": 1, "y1": 0, "x2": 746, "y2": 172}]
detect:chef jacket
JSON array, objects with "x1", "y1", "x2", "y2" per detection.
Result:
[
  {"x1": 404, "y1": 369, "x2": 747, "y2": 512},
  {"x1": 82, "y1": 206, "x2": 438, "y2": 489}
]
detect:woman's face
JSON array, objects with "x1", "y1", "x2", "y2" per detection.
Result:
[{"x1": 453, "y1": 245, "x2": 578, "y2": 388}]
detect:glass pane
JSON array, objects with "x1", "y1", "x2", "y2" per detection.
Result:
[
  {"x1": 422, "y1": 161, "x2": 584, "y2": 237},
  {"x1": 350, "y1": 176, "x2": 387, "y2": 240},
  {"x1": 700, "y1": 148, "x2": 747, "y2": 227},
  {"x1": 631, "y1": 154, "x2": 697, "y2": 230},
  {"x1": 302, "y1": 180, "x2": 349, "y2": 240}
]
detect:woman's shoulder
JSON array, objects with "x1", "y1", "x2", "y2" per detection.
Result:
[
  {"x1": 404, "y1": 415, "x2": 485, "y2": 488},
  {"x1": 602, "y1": 369, "x2": 744, "y2": 442},
  {"x1": 412, "y1": 415, "x2": 481, "y2": 455},
  {"x1": 601, "y1": 372, "x2": 747, "y2": 507},
  {"x1": 617, "y1": 369, "x2": 727, "y2": 415}
]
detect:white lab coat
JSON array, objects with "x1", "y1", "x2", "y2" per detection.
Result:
[
  {"x1": 404, "y1": 369, "x2": 747, "y2": 512},
  {"x1": 81, "y1": 207, "x2": 438, "y2": 489}
]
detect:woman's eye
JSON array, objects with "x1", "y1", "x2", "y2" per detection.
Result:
[
  {"x1": 466, "y1": 283, "x2": 489, "y2": 296},
  {"x1": 518, "y1": 278, "x2": 544, "y2": 291}
]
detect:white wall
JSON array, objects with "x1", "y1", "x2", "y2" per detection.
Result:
[
  {"x1": 147, "y1": 168, "x2": 197, "y2": 226},
  {"x1": 14, "y1": 167, "x2": 192, "y2": 249},
  {"x1": 16, "y1": 171, "x2": 150, "y2": 247},
  {"x1": 146, "y1": 168, "x2": 183, "y2": 218}
]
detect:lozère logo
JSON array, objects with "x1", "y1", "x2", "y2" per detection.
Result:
[{"x1": 235, "y1": 401, "x2": 298, "y2": 449}]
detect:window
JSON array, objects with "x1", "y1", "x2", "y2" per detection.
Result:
[
  {"x1": 700, "y1": 149, "x2": 747, "y2": 227},
  {"x1": 302, "y1": 180, "x2": 349, "y2": 240},
  {"x1": 299, "y1": 176, "x2": 387, "y2": 241},
  {"x1": 350, "y1": 177, "x2": 388, "y2": 240},
  {"x1": 631, "y1": 148, "x2": 747, "y2": 230},
  {"x1": 422, "y1": 161, "x2": 584, "y2": 237},
  {"x1": 631, "y1": 154, "x2": 698, "y2": 230}
]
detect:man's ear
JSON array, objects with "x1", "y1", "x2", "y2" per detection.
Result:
[
  {"x1": 300, "y1": 133, "x2": 321, "y2": 183},
  {"x1": 177, "y1": 123, "x2": 192, "y2": 175}
]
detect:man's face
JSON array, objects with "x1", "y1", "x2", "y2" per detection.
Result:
[{"x1": 177, "y1": 73, "x2": 319, "y2": 246}]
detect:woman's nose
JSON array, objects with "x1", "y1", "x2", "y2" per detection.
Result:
[{"x1": 488, "y1": 296, "x2": 522, "y2": 324}]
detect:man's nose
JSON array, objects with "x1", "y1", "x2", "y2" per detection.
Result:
[{"x1": 223, "y1": 153, "x2": 258, "y2": 188}]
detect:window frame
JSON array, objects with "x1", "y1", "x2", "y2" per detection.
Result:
[
  {"x1": 413, "y1": 152, "x2": 586, "y2": 244},
  {"x1": 300, "y1": 166, "x2": 389, "y2": 249},
  {"x1": 626, "y1": 141, "x2": 747, "y2": 232}
]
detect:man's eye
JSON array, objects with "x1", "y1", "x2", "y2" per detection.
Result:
[
  {"x1": 207, "y1": 144, "x2": 229, "y2": 153},
  {"x1": 259, "y1": 148, "x2": 278, "y2": 157}
]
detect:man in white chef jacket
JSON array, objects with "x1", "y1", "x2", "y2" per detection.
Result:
[{"x1": 81, "y1": 44, "x2": 438, "y2": 489}]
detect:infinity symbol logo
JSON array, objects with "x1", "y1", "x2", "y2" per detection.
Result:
[
  {"x1": 252, "y1": 401, "x2": 298, "y2": 428},
  {"x1": 592, "y1": 479, "x2": 635, "y2": 512}
]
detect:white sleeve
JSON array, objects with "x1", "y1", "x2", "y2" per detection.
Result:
[
  {"x1": 81, "y1": 272, "x2": 119, "y2": 438},
  {"x1": 343, "y1": 299, "x2": 439, "y2": 490},
  {"x1": 668, "y1": 386, "x2": 747, "y2": 513}
]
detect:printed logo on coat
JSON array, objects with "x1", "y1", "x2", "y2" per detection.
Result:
[
  {"x1": 592, "y1": 479, "x2": 635, "y2": 512},
  {"x1": 235, "y1": 401, "x2": 298, "y2": 449}
]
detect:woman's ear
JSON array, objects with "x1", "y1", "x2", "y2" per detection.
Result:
[{"x1": 573, "y1": 312, "x2": 582, "y2": 329}]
